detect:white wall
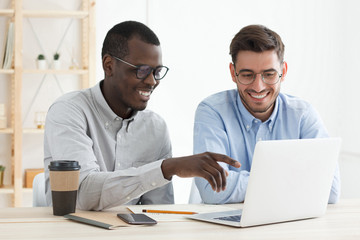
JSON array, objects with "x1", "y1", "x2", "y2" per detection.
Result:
[{"x1": 96, "y1": 0, "x2": 360, "y2": 203}]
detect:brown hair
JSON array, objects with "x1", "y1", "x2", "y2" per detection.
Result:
[{"x1": 229, "y1": 24, "x2": 285, "y2": 64}]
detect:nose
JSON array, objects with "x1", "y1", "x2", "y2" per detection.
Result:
[
  {"x1": 143, "y1": 72, "x2": 158, "y2": 87},
  {"x1": 251, "y1": 73, "x2": 266, "y2": 92}
]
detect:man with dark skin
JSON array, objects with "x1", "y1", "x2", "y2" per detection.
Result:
[{"x1": 44, "y1": 21, "x2": 240, "y2": 210}]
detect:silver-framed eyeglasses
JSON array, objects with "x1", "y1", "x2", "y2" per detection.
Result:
[
  {"x1": 111, "y1": 55, "x2": 169, "y2": 80},
  {"x1": 234, "y1": 66, "x2": 283, "y2": 85}
]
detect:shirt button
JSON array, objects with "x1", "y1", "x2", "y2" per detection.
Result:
[
  {"x1": 127, "y1": 196, "x2": 130, "y2": 200},
  {"x1": 117, "y1": 163, "x2": 121, "y2": 167},
  {"x1": 115, "y1": 117, "x2": 120, "y2": 121},
  {"x1": 246, "y1": 125, "x2": 250, "y2": 129},
  {"x1": 151, "y1": 182, "x2": 156, "y2": 186}
]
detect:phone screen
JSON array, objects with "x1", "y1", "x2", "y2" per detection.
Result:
[{"x1": 117, "y1": 213, "x2": 157, "y2": 225}]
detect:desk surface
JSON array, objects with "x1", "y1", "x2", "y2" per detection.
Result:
[{"x1": 1, "y1": 199, "x2": 360, "y2": 240}]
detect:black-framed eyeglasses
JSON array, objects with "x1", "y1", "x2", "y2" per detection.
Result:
[
  {"x1": 234, "y1": 65, "x2": 283, "y2": 85},
  {"x1": 111, "y1": 55, "x2": 169, "y2": 81}
]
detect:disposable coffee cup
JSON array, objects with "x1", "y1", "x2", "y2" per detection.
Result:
[{"x1": 49, "y1": 161, "x2": 80, "y2": 216}]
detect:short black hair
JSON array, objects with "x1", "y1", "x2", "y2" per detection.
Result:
[{"x1": 101, "y1": 21, "x2": 160, "y2": 59}]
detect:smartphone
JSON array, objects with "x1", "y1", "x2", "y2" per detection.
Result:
[{"x1": 117, "y1": 213, "x2": 157, "y2": 225}]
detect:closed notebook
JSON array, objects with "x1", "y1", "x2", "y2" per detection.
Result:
[{"x1": 64, "y1": 211, "x2": 129, "y2": 229}]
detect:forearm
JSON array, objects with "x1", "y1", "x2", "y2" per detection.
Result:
[{"x1": 77, "y1": 160, "x2": 170, "y2": 210}]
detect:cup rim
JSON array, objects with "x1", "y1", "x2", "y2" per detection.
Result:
[{"x1": 49, "y1": 160, "x2": 80, "y2": 171}]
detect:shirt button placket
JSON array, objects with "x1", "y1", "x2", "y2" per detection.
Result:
[
  {"x1": 256, "y1": 124, "x2": 267, "y2": 142},
  {"x1": 115, "y1": 120, "x2": 123, "y2": 170},
  {"x1": 115, "y1": 131, "x2": 122, "y2": 170}
]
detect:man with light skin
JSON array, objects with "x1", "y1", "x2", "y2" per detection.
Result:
[
  {"x1": 193, "y1": 24, "x2": 340, "y2": 204},
  {"x1": 44, "y1": 21, "x2": 240, "y2": 210}
]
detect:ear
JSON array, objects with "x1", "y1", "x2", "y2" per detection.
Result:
[
  {"x1": 229, "y1": 62, "x2": 237, "y2": 83},
  {"x1": 280, "y1": 61, "x2": 288, "y2": 83},
  {"x1": 102, "y1": 54, "x2": 114, "y2": 77}
]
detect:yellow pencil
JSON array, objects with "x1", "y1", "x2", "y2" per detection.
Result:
[{"x1": 142, "y1": 209, "x2": 197, "y2": 215}]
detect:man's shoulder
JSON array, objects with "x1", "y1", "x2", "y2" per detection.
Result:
[
  {"x1": 138, "y1": 109, "x2": 164, "y2": 118},
  {"x1": 53, "y1": 88, "x2": 91, "y2": 108},
  {"x1": 200, "y1": 89, "x2": 238, "y2": 107},
  {"x1": 279, "y1": 93, "x2": 312, "y2": 109},
  {"x1": 137, "y1": 109, "x2": 167, "y2": 125}
]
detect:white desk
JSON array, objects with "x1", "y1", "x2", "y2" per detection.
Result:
[{"x1": 0, "y1": 199, "x2": 360, "y2": 239}]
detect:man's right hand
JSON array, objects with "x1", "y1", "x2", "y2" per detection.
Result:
[{"x1": 161, "y1": 152, "x2": 241, "y2": 192}]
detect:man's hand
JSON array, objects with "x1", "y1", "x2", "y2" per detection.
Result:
[{"x1": 161, "y1": 152, "x2": 240, "y2": 192}]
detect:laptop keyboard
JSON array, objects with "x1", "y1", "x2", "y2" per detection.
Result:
[{"x1": 214, "y1": 214, "x2": 242, "y2": 222}]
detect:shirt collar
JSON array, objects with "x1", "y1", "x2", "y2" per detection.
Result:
[
  {"x1": 91, "y1": 80, "x2": 138, "y2": 124},
  {"x1": 236, "y1": 92, "x2": 279, "y2": 132}
]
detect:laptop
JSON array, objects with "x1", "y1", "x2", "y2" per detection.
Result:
[{"x1": 188, "y1": 138, "x2": 341, "y2": 227}]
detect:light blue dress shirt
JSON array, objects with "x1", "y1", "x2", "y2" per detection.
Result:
[{"x1": 193, "y1": 89, "x2": 340, "y2": 204}]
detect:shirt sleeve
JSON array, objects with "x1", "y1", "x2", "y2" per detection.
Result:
[
  {"x1": 300, "y1": 105, "x2": 341, "y2": 203},
  {"x1": 44, "y1": 101, "x2": 171, "y2": 210},
  {"x1": 193, "y1": 102, "x2": 248, "y2": 204}
]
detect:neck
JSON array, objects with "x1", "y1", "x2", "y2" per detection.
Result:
[{"x1": 100, "y1": 80, "x2": 134, "y2": 119}]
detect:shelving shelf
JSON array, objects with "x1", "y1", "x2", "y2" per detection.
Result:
[
  {"x1": 1, "y1": 69, "x2": 87, "y2": 74},
  {"x1": 0, "y1": 69, "x2": 14, "y2": 74},
  {"x1": 22, "y1": 128, "x2": 44, "y2": 134},
  {"x1": 23, "y1": 10, "x2": 89, "y2": 18},
  {"x1": 23, "y1": 69, "x2": 88, "y2": 75},
  {"x1": 0, "y1": 0, "x2": 96, "y2": 207},
  {"x1": 0, "y1": 187, "x2": 33, "y2": 194},
  {"x1": 0, "y1": 128, "x2": 13, "y2": 134},
  {"x1": 1, "y1": 128, "x2": 44, "y2": 134},
  {"x1": 22, "y1": 187, "x2": 33, "y2": 193},
  {"x1": 0, "y1": 186, "x2": 14, "y2": 194},
  {"x1": 0, "y1": 9, "x2": 14, "y2": 16}
]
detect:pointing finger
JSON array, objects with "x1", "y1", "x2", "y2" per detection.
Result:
[{"x1": 210, "y1": 152, "x2": 241, "y2": 168}]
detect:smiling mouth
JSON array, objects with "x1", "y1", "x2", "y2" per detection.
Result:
[
  {"x1": 250, "y1": 92, "x2": 267, "y2": 99},
  {"x1": 138, "y1": 90, "x2": 151, "y2": 97}
]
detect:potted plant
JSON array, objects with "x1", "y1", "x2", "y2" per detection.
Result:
[
  {"x1": 53, "y1": 52, "x2": 60, "y2": 69},
  {"x1": 36, "y1": 54, "x2": 46, "y2": 70},
  {"x1": 0, "y1": 165, "x2": 5, "y2": 187}
]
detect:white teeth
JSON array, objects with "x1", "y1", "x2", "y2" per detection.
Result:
[
  {"x1": 251, "y1": 94, "x2": 266, "y2": 99},
  {"x1": 139, "y1": 91, "x2": 151, "y2": 97}
]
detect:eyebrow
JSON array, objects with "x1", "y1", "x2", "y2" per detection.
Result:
[{"x1": 238, "y1": 68, "x2": 277, "y2": 73}]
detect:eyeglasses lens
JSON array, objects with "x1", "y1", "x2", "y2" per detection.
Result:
[
  {"x1": 137, "y1": 66, "x2": 152, "y2": 79},
  {"x1": 137, "y1": 66, "x2": 168, "y2": 80},
  {"x1": 237, "y1": 70, "x2": 280, "y2": 85},
  {"x1": 262, "y1": 71, "x2": 278, "y2": 84},
  {"x1": 154, "y1": 67, "x2": 167, "y2": 80}
]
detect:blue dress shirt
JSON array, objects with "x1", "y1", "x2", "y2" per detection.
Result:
[{"x1": 193, "y1": 89, "x2": 340, "y2": 204}]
